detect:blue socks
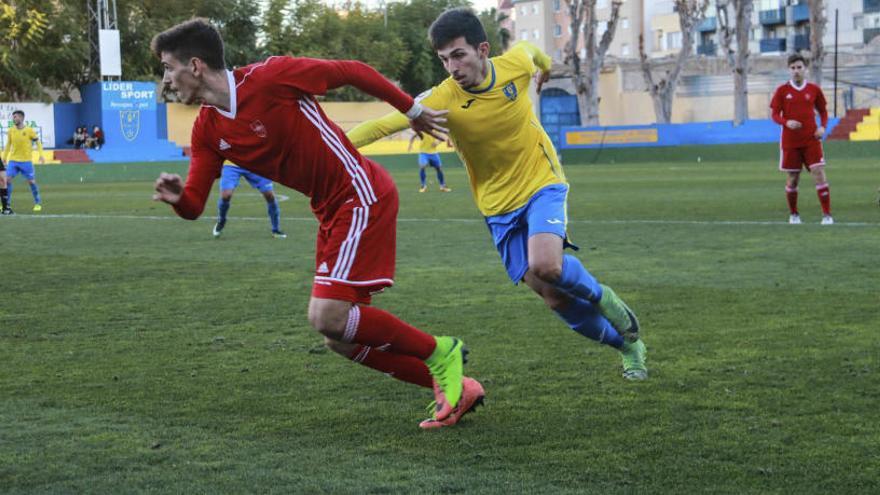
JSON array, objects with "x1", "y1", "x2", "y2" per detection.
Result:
[
  {"x1": 419, "y1": 168, "x2": 427, "y2": 187},
  {"x1": 30, "y1": 182, "x2": 41, "y2": 204},
  {"x1": 556, "y1": 254, "x2": 603, "y2": 303},
  {"x1": 267, "y1": 200, "x2": 280, "y2": 231},
  {"x1": 435, "y1": 166, "x2": 446, "y2": 187},
  {"x1": 554, "y1": 297, "x2": 623, "y2": 349},
  {"x1": 217, "y1": 197, "x2": 230, "y2": 224}
]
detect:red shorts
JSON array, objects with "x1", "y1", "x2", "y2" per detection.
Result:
[
  {"x1": 311, "y1": 187, "x2": 398, "y2": 305},
  {"x1": 779, "y1": 141, "x2": 825, "y2": 172}
]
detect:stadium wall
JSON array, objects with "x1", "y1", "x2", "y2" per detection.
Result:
[{"x1": 559, "y1": 118, "x2": 841, "y2": 149}]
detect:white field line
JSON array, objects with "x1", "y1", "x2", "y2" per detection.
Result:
[{"x1": 5, "y1": 213, "x2": 879, "y2": 228}]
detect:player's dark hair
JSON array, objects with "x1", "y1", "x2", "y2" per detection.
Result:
[
  {"x1": 787, "y1": 54, "x2": 807, "y2": 67},
  {"x1": 429, "y1": 8, "x2": 487, "y2": 50},
  {"x1": 151, "y1": 18, "x2": 226, "y2": 70},
  {"x1": 12, "y1": 110, "x2": 24, "y2": 117}
]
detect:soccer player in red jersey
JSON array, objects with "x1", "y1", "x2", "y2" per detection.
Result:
[
  {"x1": 149, "y1": 19, "x2": 484, "y2": 428},
  {"x1": 770, "y1": 54, "x2": 833, "y2": 225}
]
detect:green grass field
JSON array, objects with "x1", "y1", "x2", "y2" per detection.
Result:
[{"x1": 1, "y1": 143, "x2": 878, "y2": 493}]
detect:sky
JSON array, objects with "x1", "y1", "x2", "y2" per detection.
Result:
[{"x1": 354, "y1": 0, "x2": 500, "y2": 13}]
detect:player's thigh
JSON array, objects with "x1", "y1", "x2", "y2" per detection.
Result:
[
  {"x1": 428, "y1": 155, "x2": 441, "y2": 168},
  {"x1": 19, "y1": 162, "x2": 36, "y2": 181},
  {"x1": 780, "y1": 148, "x2": 807, "y2": 172},
  {"x1": 243, "y1": 171, "x2": 273, "y2": 193},
  {"x1": 485, "y1": 211, "x2": 529, "y2": 284}
]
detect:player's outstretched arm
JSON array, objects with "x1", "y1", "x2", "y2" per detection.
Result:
[{"x1": 347, "y1": 111, "x2": 410, "y2": 148}]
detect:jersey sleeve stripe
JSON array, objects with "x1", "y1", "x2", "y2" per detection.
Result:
[{"x1": 298, "y1": 98, "x2": 378, "y2": 205}]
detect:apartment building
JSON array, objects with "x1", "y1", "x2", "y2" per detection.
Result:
[{"x1": 503, "y1": 0, "x2": 880, "y2": 63}]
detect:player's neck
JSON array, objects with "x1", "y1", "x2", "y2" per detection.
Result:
[
  {"x1": 790, "y1": 78, "x2": 807, "y2": 89},
  {"x1": 14, "y1": 123, "x2": 24, "y2": 129},
  {"x1": 200, "y1": 69, "x2": 232, "y2": 111},
  {"x1": 478, "y1": 59, "x2": 490, "y2": 85}
]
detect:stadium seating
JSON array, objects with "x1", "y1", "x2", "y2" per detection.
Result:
[
  {"x1": 827, "y1": 108, "x2": 871, "y2": 140},
  {"x1": 850, "y1": 107, "x2": 880, "y2": 141}
]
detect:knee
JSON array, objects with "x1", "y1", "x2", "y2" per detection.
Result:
[
  {"x1": 307, "y1": 305, "x2": 348, "y2": 340},
  {"x1": 530, "y1": 260, "x2": 562, "y2": 284}
]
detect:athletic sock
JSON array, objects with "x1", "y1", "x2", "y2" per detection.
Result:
[
  {"x1": 342, "y1": 305, "x2": 436, "y2": 360},
  {"x1": 0, "y1": 188, "x2": 8, "y2": 209},
  {"x1": 435, "y1": 167, "x2": 446, "y2": 187},
  {"x1": 555, "y1": 254, "x2": 603, "y2": 303},
  {"x1": 29, "y1": 183, "x2": 40, "y2": 204},
  {"x1": 217, "y1": 197, "x2": 231, "y2": 223},
  {"x1": 554, "y1": 296, "x2": 624, "y2": 349},
  {"x1": 267, "y1": 199, "x2": 280, "y2": 231},
  {"x1": 419, "y1": 168, "x2": 427, "y2": 187},
  {"x1": 785, "y1": 186, "x2": 799, "y2": 215},
  {"x1": 816, "y1": 182, "x2": 831, "y2": 215},
  {"x1": 6, "y1": 181, "x2": 12, "y2": 204},
  {"x1": 347, "y1": 344, "x2": 433, "y2": 388}
]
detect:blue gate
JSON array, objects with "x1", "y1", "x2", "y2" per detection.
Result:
[{"x1": 540, "y1": 88, "x2": 580, "y2": 149}]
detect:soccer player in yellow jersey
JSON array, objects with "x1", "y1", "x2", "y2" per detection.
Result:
[
  {"x1": 3, "y1": 110, "x2": 44, "y2": 212},
  {"x1": 407, "y1": 134, "x2": 451, "y2": 192},
  {"x1": 348, "y1": 8, "x2": 647, "y2": 380}
]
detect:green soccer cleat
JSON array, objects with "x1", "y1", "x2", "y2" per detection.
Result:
[
  {"x1": 424, "y1": 337, "x2": 466, "y2": 421},
  {"x1": 598, "y1": 284, "x2": 640, "y2": 342},
  {"x1": 33, "y1": 204, "x2": 42, "y2": 212},
  {"x1": 620, "y1": 339, "x2": 648, "y2": 381}
]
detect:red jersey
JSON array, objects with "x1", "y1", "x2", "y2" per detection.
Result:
[
  {"x1": 770, "y1": 81, "x2": 828, "y2": 149},
  {"x1": 173, "y1": 56, "x2": 415, "y2": 223}
]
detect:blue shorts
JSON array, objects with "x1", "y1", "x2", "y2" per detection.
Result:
[
  {"x1": 219, "y1": 165, "x2": 274, "y2": 193},
  {"x1": 485, "y1": 183, "x2": 577, "y2": 283},
  {"x1": 7, "y1": 161, "x2": 35, "y2": 180},
  {"x1": 418, "y1": 153, "x2": 441, "y2": 167}
]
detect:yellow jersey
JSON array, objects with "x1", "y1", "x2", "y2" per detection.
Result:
[
  {"x1": 348, "y1": 42, "x2": 564, "y2": 217},
  {"x1": 418, "y1": 135, "x2": 440, "y2": 154},
  {"x1": 3, "y1": 125, "x2": 43, "y2": 163}
]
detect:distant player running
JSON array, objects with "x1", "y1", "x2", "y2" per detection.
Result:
[
  {"x1": 2, "y1": 110, "x2": 44, "y2": 212},
  {"x1": 0, "y1": 155, "x2": 11, "y2": 214},
  {"x1": 407, "y1": 134, "x2": 451, "y2": 193},
  {"x1": 150, "y1": 19, "x2": 482, "y2": 429},
  {"x1": 770, "y1": 54, "x2": 833, "y2": 225},
  {"x1": 212, "y1": 164, "x2": 287, "y2": 239},
  {"x1": 349, "y1": 8, "x2": 646, "y2": 380}
]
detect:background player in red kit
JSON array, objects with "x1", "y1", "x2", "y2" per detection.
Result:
[
  {"x1": 149, "y1": 19, "x2": 484, "y2": 429},
  {"x1": 770, "y1": 54, "x2": 833, "y2": 225}
]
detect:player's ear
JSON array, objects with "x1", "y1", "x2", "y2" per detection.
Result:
[{"x1": 478, "y1": 41, "x2": 490, "y2": 58}]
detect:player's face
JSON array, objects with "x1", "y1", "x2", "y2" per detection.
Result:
[
  {"x1": 436, "y1": 37, "x2": 491, "y2": 89},
  {"x1": 160, "y1": 52, "x2": 203, "y2": 105},
  {"x1": 789, "y1": 61, "x2": 806, "y2": 83},
  {"x1": 12, "y1": 113, "x2": 23, "y2": 127}
]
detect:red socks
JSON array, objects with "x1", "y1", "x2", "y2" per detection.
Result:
[
  {"x1": 347, "y1": 345, "x2": 433, "y2": 388},
  {"x1": 816, "y1": 182, "x2": 831, "y2": 215},
  {"x1": 341, "y1": 305, "x2": 436, "y2": 360},
  {"x1": 785, "y1": 186, "x2": 799, "y2": 215}
]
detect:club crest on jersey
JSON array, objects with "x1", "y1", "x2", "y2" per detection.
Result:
[
  {"x1": 119, "y1": 110, "x2": 140, "y2": 141},
  {"x1": 503, "y1": 82, "x2": 518, "y2": 102},
  {"x1": 250, "y1": 120, "x2": 267, "y2": 138}
]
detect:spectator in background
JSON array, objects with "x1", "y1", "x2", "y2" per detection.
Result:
[
  {"x1": 87, "y1": 126, "x2": 104, "y2": 150},
  {"x1": 73, "y1": 127, "x2": 88, "y2": 149}
]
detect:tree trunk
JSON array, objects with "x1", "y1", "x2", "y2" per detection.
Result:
[
  {"x1": 733, "y1": 0, "x2": 753, "y2": 125},
  {"x1": 564, "y1": 0, "x2": 622, "y2": 126},
  {"x1": 807, "y1": 0, "x2": 825, "y2": 86}
]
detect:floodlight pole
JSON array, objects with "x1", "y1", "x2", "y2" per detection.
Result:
[{"x1": 87, "y1": 0, "x2": 120, "y2": 81}]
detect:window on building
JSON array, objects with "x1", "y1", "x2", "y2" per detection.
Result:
[
  {"x1": 620, "y1": 18, "x2": 629, "y2": 29},
  {"x1": 580, "y1": 47, "x2": 586, "y2": 59},
  {"x1": 853, "y1": 15, "x2": 864, "y2": 30},
  {"x1": 655, "y1": 29, "x2": 665, "y2": 51},
  {"x1": 532, "y1": 4, "x2": 539, "y2": 15},
  {"x1": 667, "y1": 31, "x2": 682, "y2": 49},
  {"x1": 598, "y1": 21, "x2": 608, "y2": 36},
  {"x1": 554, "y1": 24, "x2": 562, "y2": 37},
  {"x1": 568, "y1": 25, "x2": 572, "y2": 35},
  {"x1": 598, "y1": 0, "x2": 608, "y2": 8},
  {"x1": 621, "y1": 43, "x2": 630, "y2": 56},
  {"x1": 556, "y1": 48, "x2": 563, "y2": 60},
  {"x1": 521, "y1": 30, "x2": 529, "y2": 41},
  {"x1": 553, "y1": 0, "x2": 561, "y2": 12},
  {"x1": 533, "y1": 29, "x2": 540, "y2": 40},
  {"x1": 520, "y1": 6, "x2": 526, "y2": 16}
]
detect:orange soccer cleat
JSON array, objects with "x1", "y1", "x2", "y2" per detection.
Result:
[{"x1": 419, "y1": 377, "x2": 485, "y2": 429}]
